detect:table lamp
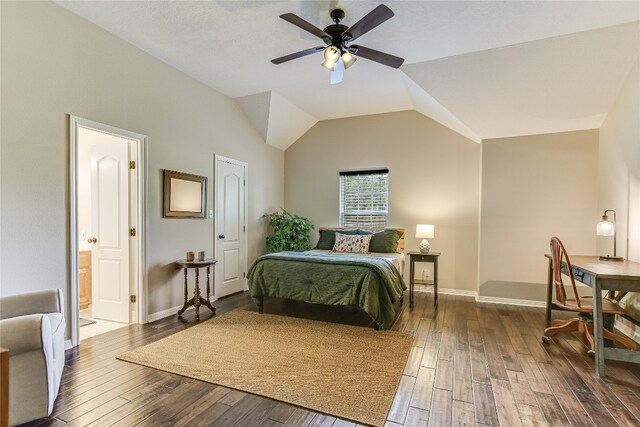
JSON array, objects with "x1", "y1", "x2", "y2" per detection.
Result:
[
  {"x1": 416, "y1": 224, "x2": 434, "y2": 254},
  {"x1": 596, "y1": 209, "x2": 623, "y2": 261}
]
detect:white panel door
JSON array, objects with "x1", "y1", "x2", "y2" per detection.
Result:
[
  {"x1": 215, "y1": 157, "x2": 246, "y2": 298},
  {"x1": 90, "y1": 141, "x2": 130, "y2": 323}
]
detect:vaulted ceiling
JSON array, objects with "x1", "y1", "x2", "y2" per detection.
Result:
[{"x1": 56, "y1": 1, "x2": 639, "y2": 148}]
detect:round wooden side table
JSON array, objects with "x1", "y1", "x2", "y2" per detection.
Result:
[{"x1": 175, "y1": 258, "x2": 217, "y2": 319}]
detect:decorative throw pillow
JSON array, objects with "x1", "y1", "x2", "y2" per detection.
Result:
[
  {"x1": 315, "y1": 229, "x2": 358, "y2": 250},
  {"x1": 359, "y1": 229, "x2": 404, "y2": 253},
  {"x1": 331, "y1": 233, "x2": 373, "y2": 254}
]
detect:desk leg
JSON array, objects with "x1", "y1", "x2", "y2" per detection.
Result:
[
  {"x1": 593, "y1": 277, "x2": 605, "y2": 376},
  {"x1": 409, "y1": 259, "x2": 415, "y2": 307},
  {"x1": 546, "y1": 258, "x2": 553, "y2": 326},
  {"x1": 433, "y1": 258, "x2": 438, "y2": 307}
]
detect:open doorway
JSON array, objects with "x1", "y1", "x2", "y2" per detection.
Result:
[{"x1": 70, "y1": 116, "x2": 147, "y2": 347}]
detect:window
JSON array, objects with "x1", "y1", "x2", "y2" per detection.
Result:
[{"x1": 339, "y1": 169, "x2": 389, "y2": 229}]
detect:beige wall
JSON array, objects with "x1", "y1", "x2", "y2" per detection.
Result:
[
  {"x1": 479, "y1": 130, "x2": 599, "y2": 300},
  {"x1": 598, "y1": 60, "x2": 640, "y2": 261},
  {"x1": 285, "y1": 110, "x2": 481, "y2": 291},
  {"x1": 0, "y1": 2, "x2": 284, "y2": 324},
  {"x1": 598, "y1": 60, "x2": 640, "y2": 325}
]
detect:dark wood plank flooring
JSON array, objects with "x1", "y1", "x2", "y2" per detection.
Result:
[{"x1": 22, "y1": 291, "x2": 640, "y2": 427}]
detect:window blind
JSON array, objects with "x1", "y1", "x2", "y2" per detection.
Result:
[{"x1": 339, "y1": 169, "x2": 389, "y2": 229}]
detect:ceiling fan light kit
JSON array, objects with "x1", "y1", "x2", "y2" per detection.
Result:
[
  {"x1": 341, "y1": 51, "x2": 356, "y2": 69},
  {"x1": 272, "y1": 5, "x2": 404, "y2": 84},
  {"x1": 322, "y1": 45, "x2": 341, "y2": 71},
  {"x1": 324, "y1": 46, "x2": 340, "y2": 62},
  {"x1": 321, "y1": 58, "x2": 336, "y2": 71}
]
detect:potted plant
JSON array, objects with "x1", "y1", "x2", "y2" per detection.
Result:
[{"x1": 263, "y1": 210, "x2": 314, "y2": 253}]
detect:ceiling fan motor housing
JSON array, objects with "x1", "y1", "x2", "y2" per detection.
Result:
[{"x1": 323, "y1": 24, "x2": 349, "y2": 50}]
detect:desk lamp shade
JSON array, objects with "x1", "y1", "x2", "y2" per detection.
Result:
[
  {"x1": 416, "y1": 224, "x2": 434, "y2": 254},
  {"x1": 596, "y1": 219, "x2": 614, "y2": 236},
  {"x1": 596, "y1": 210, "x2": 623, "y2": 261}
]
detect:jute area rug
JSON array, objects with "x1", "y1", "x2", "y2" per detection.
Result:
[{"x1": 117, "y1": 310, "x2": 413, "y2": 426}]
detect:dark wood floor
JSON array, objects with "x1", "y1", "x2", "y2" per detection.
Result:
[{"x1": 22, "y1": 291, "x2": 640, "y2": 427}]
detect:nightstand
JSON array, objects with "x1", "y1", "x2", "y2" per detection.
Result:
[{"x1": 408, "y1": 251, "x2": 441, "y2": 306}]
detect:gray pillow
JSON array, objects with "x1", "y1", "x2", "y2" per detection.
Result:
[
  {"x1": 359, "y1": 229, "x2": 404, "y2": 253},
  {"x1": 315, "y1": 229, "x2": 358, "y2": 250}
]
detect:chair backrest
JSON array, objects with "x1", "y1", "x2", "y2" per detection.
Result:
[
  {"x1": 550, "y1": 237, "x2": 581, "y2": 308},
  {"x1": 0, "y1": 289, "x2": 63, "y2": 320}
]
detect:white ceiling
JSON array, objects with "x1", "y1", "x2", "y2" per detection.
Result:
[{"x1": 56, "y1": 1, "x2": 640, "y2": 148}]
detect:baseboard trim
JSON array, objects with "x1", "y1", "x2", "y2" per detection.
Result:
[
  {"x1": 413, "y1": 285, "x2": 547, "y2": 307},
  {"x1": 476, "y1": 295, "x2": 546, "y2": 307},
  {"x1": 414, "y1": 286, "x2": 478, "y2": 297},
  {"x1": 65, "y1": 339, "x2": 74, "y2": 350},
  {"x1": 147, "y1": 305, "x2": 182, "y2": 323},
  {"x1": 441, "y1": 288, "x2": 478, "y2": 297}
]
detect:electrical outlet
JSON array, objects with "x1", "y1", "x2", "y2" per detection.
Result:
[
  {"x1": 81, "y1": 231, "x2": 86, "y2": 240},
  {"x1": 209, "y1": 209, "x2": 214, "y2": 218}
]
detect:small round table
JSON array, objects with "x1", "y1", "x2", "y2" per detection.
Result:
[{"x1": 175, "y1": 258, "x2": 217, "y2": 319}]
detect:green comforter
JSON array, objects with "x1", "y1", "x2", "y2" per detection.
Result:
[{"x1": 247, "y1": 251, "x2": 406, "y2": 329}]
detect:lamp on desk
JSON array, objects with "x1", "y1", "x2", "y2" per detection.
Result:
[
  {"x1": 416, "y1": 224, "x2": 434, "y2": 254},
  {"x1": 596, "y1": 210, "x2": 624, "y2": 261}
]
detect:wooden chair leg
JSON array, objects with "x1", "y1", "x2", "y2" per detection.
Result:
[
  {"x1": 551, "y1": 319, "x2": 568, "y2": 327},
  {"x1": 582, "y1": 322, "x2": 595, "y2": 351},
  {"x1": 602, "y1": 328, "x2": 637, "y2": 350},
  {"x1": 544, "y1": 318, "x2": 580, "y2": 338}
]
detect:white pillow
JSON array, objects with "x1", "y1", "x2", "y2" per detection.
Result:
[{"x1": 331, "y1": 233, "x2": 372, "y2": 254}]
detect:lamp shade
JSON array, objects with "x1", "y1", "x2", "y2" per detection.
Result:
[
  {"x1": 596, "y1": 219, "x2": 614, "y2": 236},
  {"x1": 416, "y1": 224, "x2": 434, "y2": 239},
  {"x1": 341, "y1": 51, "x2": 357, "y2": 69},
  {"x1": 323, "y1": 46, "x2": 340, "y2": 62},
  {"x1": 321, "y1": 59, "x2": 336, "y2": 71}
]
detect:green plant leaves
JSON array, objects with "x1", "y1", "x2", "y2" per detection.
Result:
[{"x1": 263, "y1": 210, "x2": 314, "y2": 253}]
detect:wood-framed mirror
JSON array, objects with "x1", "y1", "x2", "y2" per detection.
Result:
[{"x1": 163, "y1": 170, "x2": 207, "y2": 218}]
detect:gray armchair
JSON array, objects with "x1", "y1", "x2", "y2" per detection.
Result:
[{"x1": 0, "y1": 289, "x2": 66, "y2": 426}]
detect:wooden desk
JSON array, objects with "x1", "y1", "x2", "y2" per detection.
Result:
[
  {"x1": 408, "y1": 251, "x2": 440, "y2": 307},
  {"x1": 175, "y1": 259, "x2": 217, "y2": 319},
  {"x1": 545, "y1": 254, "x2": 640, "y2": 376}
]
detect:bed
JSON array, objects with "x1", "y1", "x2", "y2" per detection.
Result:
[{"x1": 247, "y1": 227, "x2": 407, "y2": 329}]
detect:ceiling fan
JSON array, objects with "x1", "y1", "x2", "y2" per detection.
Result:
[{"x1": 271, "y1": 4, "x2": 404, "y2": 84}]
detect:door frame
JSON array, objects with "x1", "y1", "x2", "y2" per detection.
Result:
[
  {"x1": 214, "y1": 155, "x2": 249, "y2": 297},
  {"x1": 69, "y1": 115, "x2": 148, "y2": 348}
]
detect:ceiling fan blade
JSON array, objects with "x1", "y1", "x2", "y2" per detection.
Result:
[
  {"x1": 271, "y1": 47, "x2": 324, "y2": 64},
  {"x1": 280, "y1": 13, "x2": 331, "y2": 42},
  {"x1": 349, "y1": 45, "x2": 404, "y2": 68},
  {"x1": 341, "y1": 4, "x2": 394, "y2": 42},
  {"x1": 331, "y1": 58, "x2": 344, "y2": 85}
]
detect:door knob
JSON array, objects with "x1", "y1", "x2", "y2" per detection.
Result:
[
  {"x1": 88, "y1": 237, "x2": 97, "y2": 243},
  {"x1": 218, "y1": 235, "x2": 225, "y2": 239}
]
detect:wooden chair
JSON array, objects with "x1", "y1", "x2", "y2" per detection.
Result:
[{"x1": 542, "y1": 237, "x2": 637, "y2": 352}]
